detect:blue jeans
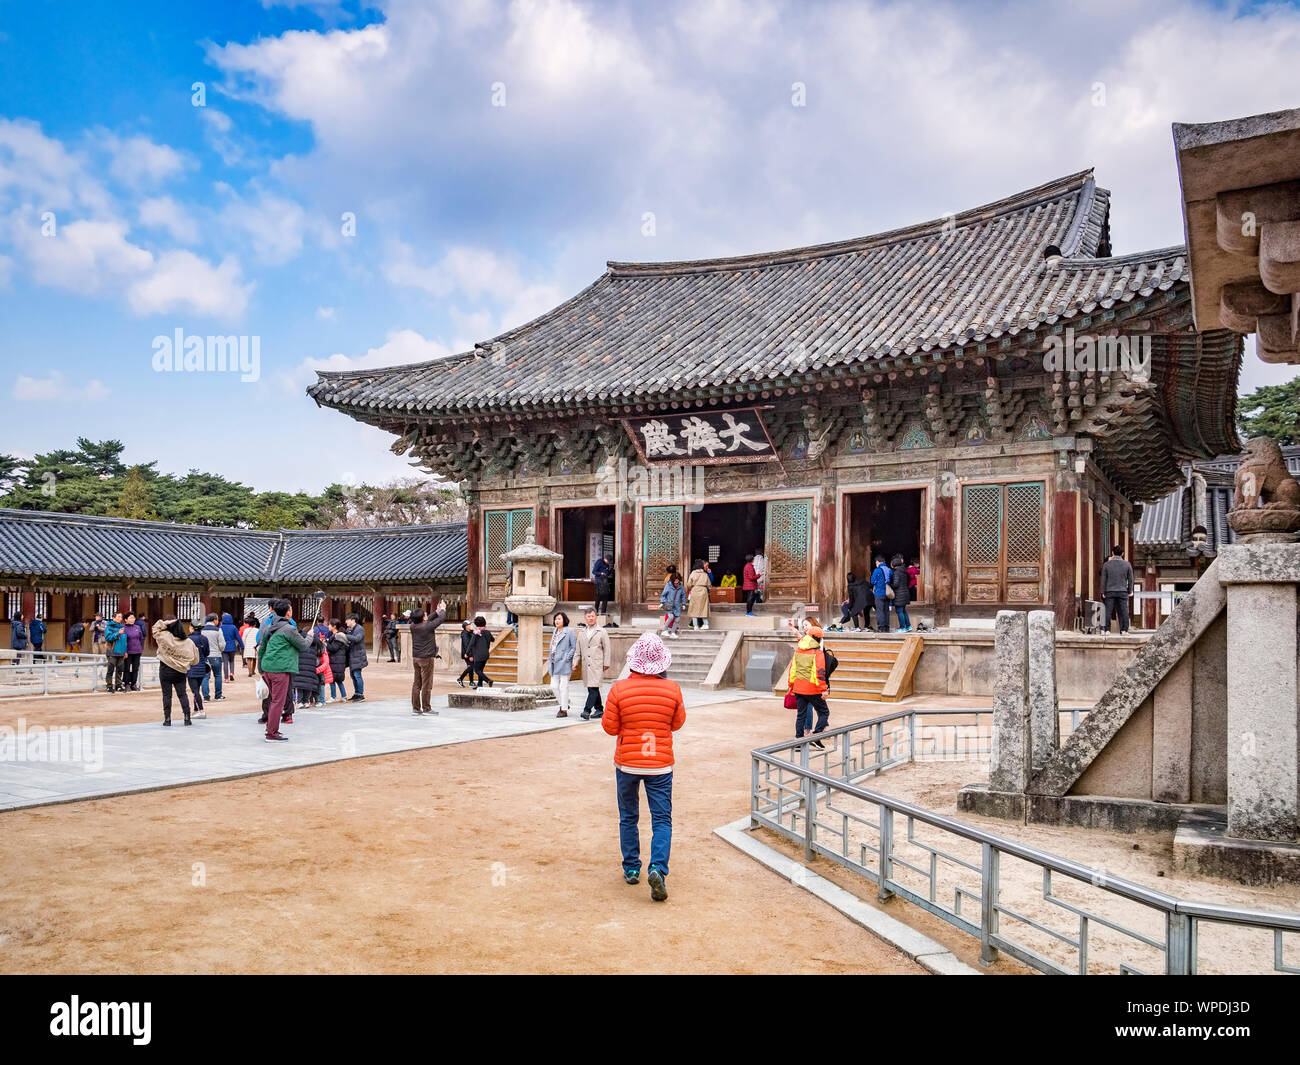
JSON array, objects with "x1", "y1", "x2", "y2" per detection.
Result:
[
  {"x1": 616, "y1": 768, "x2": 673, "y2": 876},
  {"x1": 351, "y1": 668, "x2": 364, "y2": 695},
  {"x1": 201, "y1": 657, "x2": 223, "y2": 699},
  {"x1": 893, "y1": 603, "x2": 910, "y2": 629},
  {"x1": 328, "y1": 680, "x2": 348, "y2": 700},
  {"x1": 795, "y1": 693, "x2": 830, "y2": 737}
]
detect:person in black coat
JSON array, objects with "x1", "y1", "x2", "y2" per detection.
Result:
[
  {"x1": 294, "y1": 636, "x2": 324, "y2": 708},
  {"x1": 344, "y1": 614, "x2": 369, "y2": 701},
  {"x1": 889, "y1": 553, "x2": 912, "y2": 632},
  {"x1": 325, "y1": 622, "x2": 350, "y2": 702},
  {"x1": 456, "y1": 619, "x2": 475, "y2": 686},
  {"x1": 835, "y1": 573, "x2": 872, "y2": 631},
  {"x1": 467, "y1": 615, "x2": 494, "y2": 688}
]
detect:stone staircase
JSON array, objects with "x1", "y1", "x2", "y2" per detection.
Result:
[
  {"x1": 815, "y1": 635, "x2": 924, "y2": 703},
  {"x1": 485, "y1": 627, "x2": 549, "y2": 684},
  {"x1": 662, "y1": 628, "x2": 729, "y2": 687}
]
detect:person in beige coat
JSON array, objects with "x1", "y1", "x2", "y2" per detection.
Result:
[
  {"x1": 685, "y1": 559, "x2": 711, "y2": 630},
  {"x1": 575, "y1": 607, "x2": 612, "y2": 720},
  {"x1": 152, "y1": 616, "x2": 199, "y2": 726}
]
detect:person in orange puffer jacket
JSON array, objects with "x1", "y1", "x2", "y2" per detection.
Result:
[
  {"x1": 602, "y1": 631, "x2": 686, "y2": 902},
  {"x1": 787, "y1": 616, "x2": 830, "y2": 748}
]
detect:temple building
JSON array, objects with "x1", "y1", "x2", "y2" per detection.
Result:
[{"x1": 309, "y1": 170, "x2": 1242, "y2": 628}]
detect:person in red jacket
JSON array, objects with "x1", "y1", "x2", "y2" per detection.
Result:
[
  {"x1": 602, "y1": 632, "x2": 686, "y2": 902},
  {"x1": 742, "y1": 554, "x2": 760, "y2": 616}
]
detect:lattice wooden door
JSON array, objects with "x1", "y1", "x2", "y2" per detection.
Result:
[
  {"x1": 765, "y1": 498, "x2": 813, "y2": 601},
  {"x1": 642, "y1": 506, "x2": 683, "y2": 600},
  {"x1": 484, "y1": 507, "x2": 532, "y2": 600},
  {"x1": 961, "y1": 482, "x2": 1044, "y2": 604}
]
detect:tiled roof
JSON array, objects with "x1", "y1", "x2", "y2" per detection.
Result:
[
  {"x1": 0, "y1": 509, "x2": 467, "y2": 586},
  {"x1": 309, "y1": 171, "x2": 1200, "y2": 419},
  {"x1": 1134, "y1": 445, "x2": 1300, "y2": 550}
]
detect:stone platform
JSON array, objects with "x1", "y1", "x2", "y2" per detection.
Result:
[{"x1": 1173, "y1": 809, "x2": 1300, "y2": 885}]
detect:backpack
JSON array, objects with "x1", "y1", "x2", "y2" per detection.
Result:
[{"x1": 821, "y1": 643, "x2": 839, "y2": 683}]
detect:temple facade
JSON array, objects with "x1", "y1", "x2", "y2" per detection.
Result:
[{"x1": 310, "y1": 171, "x2": 1241, "y2": 627}]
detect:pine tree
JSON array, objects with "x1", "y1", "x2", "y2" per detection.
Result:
[{"x1": 112, "y1": 467, "x2": 157, "y2": 521}]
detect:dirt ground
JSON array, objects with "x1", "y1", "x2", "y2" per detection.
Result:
[{"x1": 0, "y1": 684, "x2": 924, "y2": 974}]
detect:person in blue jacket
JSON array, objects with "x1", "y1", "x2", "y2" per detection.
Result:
[
  {"x1": 29, "y1": 614, "x2": 46, "y2": 653},
  {"x1": 592, "y1": 555, "x2": 614, "y2": 616},
  {"x1": 104, "y1": 611, "x2": 128, "y2": 693},
  {"x1": 186, "y1": 618, "x2": 210, "y2": 718},
  {"x1": 870, "y1": 555, "x2": 893, "y2": 633}
]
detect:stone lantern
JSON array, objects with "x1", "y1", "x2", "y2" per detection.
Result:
[{"x1": 502, "y1": 528, "x2": 562, "y2": 687}]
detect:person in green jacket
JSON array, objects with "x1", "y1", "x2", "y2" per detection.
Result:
[{"x1": 258, "y1": 598, "x2": 309, "y2": 742}]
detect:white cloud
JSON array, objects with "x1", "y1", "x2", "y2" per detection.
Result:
[
  {"x1": 127, "y1": 251, "x2": 253, "y2": 318},
  {"x1": 198, "y1": 108, "x2": 246, "y2": 167},
  {"x1": 16, "y1": 218, "x2": 154, "y2": 292},
  {"x1": 283, "y1": 326, "x2": 452, "y2": 394},
  {"x1": 220, "y1": 188, "x2": 306, "y2": 264},
  {"x1": 138, "y1": 196, "x2": 199, "y2": 243},
  {"x1": 13, "y1": 370, "x2": 110, "y2": 403},
  {"x1": 315, "y1": 305, "x2": 336, "y2": 320},
  {"x1": 0, "y1": 118, "x2": 112, "y2": 215},
  {"x1": 101, "y1": 133, "x2": 187, "y2": 188}
]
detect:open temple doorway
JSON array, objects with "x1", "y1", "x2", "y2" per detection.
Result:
[
  {"x1": 688, "y1": 500, "x2": 767, "y2": 589},
  {"x1": 558, "y1": 505, "x2": 616, "y2": 602},
  {"x1": 845, "y1": 488, "x2": 924, "y2": 598}
]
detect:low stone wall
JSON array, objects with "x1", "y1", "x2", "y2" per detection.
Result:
[{"x1": 721, "y1": 630, "x2": 1145, "y2": 702}]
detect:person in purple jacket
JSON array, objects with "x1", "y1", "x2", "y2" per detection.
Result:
[{"x1": 122, "y1": 612, "x2": 147, "y2": 691}]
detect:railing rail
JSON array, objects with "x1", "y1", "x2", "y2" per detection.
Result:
[
  {"x1": 749, "y1": 707, "x2": 1300, "y2": 975},
  {"x1": 0, "y1": 654, "x2": 162, "y2": 697}
]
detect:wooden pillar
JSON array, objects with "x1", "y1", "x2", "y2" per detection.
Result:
[
  {"x1": 1050, "y1": 483, "x2": 1078, "y2": 630},
  {"x1": 20, "y1": 590, "x2": 35, "y2": 622},
  {"x1": 1143, "y1": 561, "x2": 1158, "y2": 630},
  {"x1": 616, "y1": 504, "x2": 635, "y2": 622},
  {"x1": 815, "y1": 492, "x2": 837, "y2": 615},
  {"x1": 932, "y1": 489, "x2": 956, "y2": 628},
  {"x1": 466, "y1": 510, "x2": 483, "y2": 615},
  {"x1": 320, "y1": 596, "x2": 333, "y2": 624},
  {"x1": 371, "y1": 594, "x2": 384, "y2": 657},
  {"x1": 118, "y1": 593, "x2": 132, "y2": 616}
]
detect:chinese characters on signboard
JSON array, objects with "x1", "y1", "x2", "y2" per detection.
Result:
[{"x1": 622, "y1": 408, "x2": 776, "y2": 465}]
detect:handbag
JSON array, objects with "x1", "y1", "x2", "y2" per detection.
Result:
[
  {"x1": 886, "y1": 584, "x2": 895, "y2": 600},
  {"x1": 783, "y1": 690, "x2": 798, "y2": 709}
]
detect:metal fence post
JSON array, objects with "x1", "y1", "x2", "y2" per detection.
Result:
[
  {"x1": 41, "y1": 659, "x2": 49, "y2": 696},
  {"x1": 1166, "y1": 912, "x2": 1192, "y2": 975},
  {"x1": 878, "y1": 805, "x2": 893, "y2": 900},
  {"x1": 841, "y1": 730, "x2": 851, "y2": 778},
  {"x1": 750, "y1": 756, "x2": 759, "y2": 827},
  {"x1": 803, "y1": 774, "x2": 817, "y2": 862},
  {"x1": 980, "y1": 842, "x2": 999, "y2": 965},
  {"x1": 874, "y1": 722, "x2": 883, "y2": 770},
  {"x1": 907, "y1": 712, "x2": 916, "y2": 763}
]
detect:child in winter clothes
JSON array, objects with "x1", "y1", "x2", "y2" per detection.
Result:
[{"x1": 659, "y1": 573, "x2": 686, "y2": 639}]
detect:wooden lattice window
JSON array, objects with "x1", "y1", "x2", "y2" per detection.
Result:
[
  {"x1": 962, "y1": 482, "x2": 1044, "y2": 604},
  {"x1": 98, "y1": 593, "x2": 119, "y2": 618},
  {"x1": 642, "y1": 506, "x2": 683, "y2": 599},
  {"x1": 765, "y1": 498, "x2": 813, "y2": 601},
  {"x1": 484, "y1": 508, "x2": 532, "y2": 598}
]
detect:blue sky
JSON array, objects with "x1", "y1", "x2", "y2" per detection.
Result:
[{"x1": 2, "y1": 0, "x2": 1298, "y2": 493}]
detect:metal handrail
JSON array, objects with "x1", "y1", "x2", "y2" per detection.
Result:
[{"x1": 750, "y1": 707, "x2": 1300, "y2": 973}]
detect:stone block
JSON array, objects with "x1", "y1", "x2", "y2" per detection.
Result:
[
  {"x1": 956, "y1": 784, "x2": 1025, "y2": 821},
  {"x1": 1027, "y1": 610, "x2": 1059, "y2": 775},
  {"x1": 989, "y1": 610, "x2": 1029, "y2": 793},
  {"x1": 1152, "y1": 653, "x2": 1194, "y2": 804},
  {"x1": 448, "y1": 690, "x2": 537, "y2": 712},
  {"x1": 1173, "y1": 809, "x2": 1300, "y2": 885},
  {"x1": 1225, "y1": 581, "x2": 1298, "y2": 841}
]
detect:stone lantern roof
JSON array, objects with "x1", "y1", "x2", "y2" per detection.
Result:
[{"x1": 501, "y1": 527, "x2": 562, "y2": 565}]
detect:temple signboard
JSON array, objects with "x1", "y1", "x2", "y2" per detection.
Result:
[{"x1": 622, "y1": 407, "x2": 777, "y2": 466}]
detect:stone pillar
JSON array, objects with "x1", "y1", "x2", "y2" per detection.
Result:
[
  {"x1": 1027, "y1": 610, "x2": 1059, "y2": 775},
  {"x1": 990, "y1": 610, "x2": 1031, "y2": 793},
  {"x1": 1220, "y1": 544, "x2": 1299, "y2": 842},
  {"x1": 1049, "y1": 482, "x2": 1077, "y2": 630},
  {"x1": 932, "y1": 485, "x2": 956, "y2": 628}
]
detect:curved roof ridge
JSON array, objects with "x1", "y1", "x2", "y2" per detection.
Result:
[
  {"x1": 281, "y1": 521, "x2": 468, "y2": 537},
  {"x1": 311, "y1": 349, "x2": 477, "y2": 385},
  {"x1": 0, "y1": 507, "x2": 280, "y2": 538},
  {"x1": 1057, "y1": 244, "x2": 1187, "y2": 268},
  {"x1": 606, "y1": 169, "x2": 1096, "y2": 277}
]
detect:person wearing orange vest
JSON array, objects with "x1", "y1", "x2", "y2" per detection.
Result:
[
  {"x1": 787, "y1": 616, "x2": 830, "y2": 749},
  {"x1": 602, "y1": 631, "x2": 686, "y2": 902}
]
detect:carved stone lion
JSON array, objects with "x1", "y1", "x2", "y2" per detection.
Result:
[{"x1": 1228, "y1": 436, "x2": 1300, "y2": 539}]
